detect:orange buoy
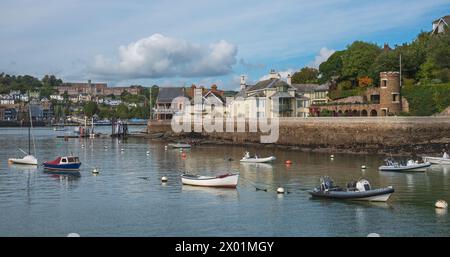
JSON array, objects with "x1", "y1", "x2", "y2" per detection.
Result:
[{"x1": 285, "y1": 160, "x2": 292, "y2": 165}]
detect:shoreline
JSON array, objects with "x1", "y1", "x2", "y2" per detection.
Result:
[
  {"x1": 141, "y1": 132, "x2": 447, "y2": 157},
  {"x1": 145, "y1": 117, "x2": 450, "y2": 157}
]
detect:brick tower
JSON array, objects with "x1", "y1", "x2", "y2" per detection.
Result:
[{"x1": 379, "y1": 71, "x2": 401, "y2": 116}]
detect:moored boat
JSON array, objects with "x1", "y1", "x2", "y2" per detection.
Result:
[
  {"x1": 43, "y1": 156, "x2": 82, "y2": 171},
  {"x1": 240, "y1": 151, "x2": 276, "y2": 163},
  {"x1": 308, "y1": 176, "x2": 394, "y2": 202},
  {"x1": 8, "y1": 104, "x2": 37, "y2": 166},
  {"x1": 8, "y1": 153, "x2": 38, "y2": 165},
  {"x1": 181, "y1": 172, "x2": 239, "y2": 188},
  {"x1": 168, "y1": 143, "x2": 191, "y2": 149},
  {"x1": 423, "y1": 152, "x2": 450, "y2": 165},
  {"x1": 378, "y1": 158, "x2": 431, "y2": 172}
]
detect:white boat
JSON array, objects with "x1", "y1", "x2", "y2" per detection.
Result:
[
  {"x1": 168, "y1": 143, "x2": 191, "y2": 148},
  {"x1": 181, "y1": 173, "x2": 239, "y2": 188},
  {"x1": 240, "y1": 151, "x2": 276, "y2": 163},
  {"x1": 378, "y1": 159, "x2": 431, "y2": 172},
  {"x1": 423, "y1": 156, "x2": 450, "y2": 165},
  {"x1": 423, "y1": 152, "x2": 450, "y2": 165},
  {"x1": 8, "y1": 104, "x2": 37, "y2": 165},
  {"x1": 8, "y1": 150, "x2": 38, "y2": 165}
]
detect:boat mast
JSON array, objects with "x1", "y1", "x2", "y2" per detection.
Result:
[
  {"x1": 28, "y1": 92, "x2": 31, "y2": 155},
  {"x1": 399, "y1": 54, "x2": 402, "y2": 88}
]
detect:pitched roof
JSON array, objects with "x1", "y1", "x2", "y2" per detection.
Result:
[
  {"x1": 291, "y1": 83, "x2": 330, "y2": 92},
  {"x1": 246, "y1": 78, "x2": 292, "y2": 92},
  {"x1": 433, "y1": 15, "x2": 450, "y2": 24},
  {"x1": 156, "y1": 87, "x2": 187, "y2": 103},
  {"x1": 270, "y1": 92, "x2": 294, "y2": 98}
]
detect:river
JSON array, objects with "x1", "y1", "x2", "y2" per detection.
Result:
[{"x1": 0, "y1": 127, "x2": 449, "y2": 236}]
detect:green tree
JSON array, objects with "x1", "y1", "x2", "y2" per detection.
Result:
[
  {"x1": 319, "y1": 50, "x2": 344, "y2": 83},
  {"x1": 116, "y1": 103, "x2": 129, "y2": 119},
  {"x1": 342, "y1": 41, "x2": 382, "y2": 80},
  {"x1": 83, "y1": 101, "x2": 99, "y2": 117},
  {"x1": 291, "y1": 67, "x2": 319, "y2": 84}
]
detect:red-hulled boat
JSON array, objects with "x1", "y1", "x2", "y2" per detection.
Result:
[{"x1": 43, "y1": 156, "x2": 82, "y2": 171}]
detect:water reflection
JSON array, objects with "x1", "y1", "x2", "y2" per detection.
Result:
[{"x1": 181, "y1": 185, "x2": 239, "y2": 200}]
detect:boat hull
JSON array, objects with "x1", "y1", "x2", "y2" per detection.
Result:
[
  {"x1": 168, "y1": 143, "x2": 191, "y2": 148},
  {"x1": 43, "y1": 162, "x2": 81, "y2": 171},
  {"x1": 8, "y1": 155, "x2": 38, "y2": 165},
  {"x1": 378, "y1": 162, "x2": 431, "y2": 172},
  {"x1": 423, "y1": 157, "x2": 450, "y2": 165},
  {"x1": 240, "y1": 156, "x2": 276, "y2": 163},
  {"x1": 308, "y1": 187, "x2": 394, "y2": 202},
  {"x1": 181, "y1": 174, "x2": 238, "y2": 188}
]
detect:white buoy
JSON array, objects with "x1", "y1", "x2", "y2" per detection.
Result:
[
  {"x1": 164, "y1": 145, "x2": 168, "y2": 150},
  {"x1": 92, "y1": 168, "x2": 99, "y2": 174},
  {"x1": 104, "y1": 146, "x2": 108, "y2": 149},
  {"x1": 277, "y1": 187, "x2": 285, "y2": 194},
  {"x1": 361, "y1": 165, "x2": 367, "y2": 169},
  {"x1": 121, "y1": 148, "x2": 124, "y2": 151},
  {"x1": 330, "y1": 154, "x2": 334, "y2": 158},
  {"x1": 367, "y1": 233, "x2": 380, "y2": 237},
  {"x1": 146, "y1": 151, "x2": 150, "y2": 155},
  {"x1": 67, "y1": 233, "x2": 80, "y2": 237},
  {"x1": 161, "y1": 176, "x2": 168, "y2": 182},
  {"x1": 435, "y1": 200, "x2": 448, "y2": 209},
  {"x1": 81, "y1": 144, "x2": 85, "y2": 148}
]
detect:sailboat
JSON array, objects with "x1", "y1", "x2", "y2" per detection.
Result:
[{"x1": 8, "y1": 104, "x2": 38, "y2": 165}]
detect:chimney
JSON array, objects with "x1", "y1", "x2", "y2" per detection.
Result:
[
  {"x1": 269, "y1": 69, "x2": 278, "y2": 79},
  {"x1": 240, "y1": 75, "x2": 246, "y2": 91},
  {"x1": 287, "y1": 73, "x2": 292, "y2": 86}
]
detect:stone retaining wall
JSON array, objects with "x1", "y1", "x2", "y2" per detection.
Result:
[{"x1": 147, "y1": 117, "x2": 450, "y2": 154}]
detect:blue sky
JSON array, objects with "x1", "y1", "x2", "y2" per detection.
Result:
[{"x1": 1, "y1": 0, "x2": 449, "y2": 90}]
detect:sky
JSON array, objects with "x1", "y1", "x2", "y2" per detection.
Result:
[{"x1": 1, "y1": 0, "x2": 449, "y2": 90}]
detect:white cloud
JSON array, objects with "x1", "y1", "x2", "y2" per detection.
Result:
[
  {"x1": 91, "y1": 33, "x2": 237, "y2": 79},
  {"x1": 310, "y1": 47, "x2": 335, "y2": 68}
]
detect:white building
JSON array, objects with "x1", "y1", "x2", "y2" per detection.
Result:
[
  {"x1": 432, "y1": 15, "x2": 450, "y2": 34},
  {"x1": 229, "y1": 70, "x2": 310, "y2": 118}
]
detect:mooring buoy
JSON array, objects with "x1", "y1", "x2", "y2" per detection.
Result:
[
  {"x1": 361, "y1": 165, "x2": 367, "y2": 169},
  {"x1": 161, "y1": 176, "x2": 168, "y2": 182},
  {"x1": 435, "y1": 200, "x2": 448, "y2": 209},
  {"x1": 92, "y1": 168, "x2": 99, "y2": 174},
  {"x1": 277, "y1": 187, "x2": 285, "y2": 194}
]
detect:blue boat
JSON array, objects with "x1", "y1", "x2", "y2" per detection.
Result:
[{"x1": 43, "y1": 156, "x2": 82, "y2": 171}]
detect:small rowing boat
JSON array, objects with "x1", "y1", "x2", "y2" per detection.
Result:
[
  {"x1": 181, "y1": 172, "x2": 239, "y2": 188},
  {"x1": 378, "y1": 158, "x2": 431, "y2": 172},
  {"x1": 43, "y1": 156, "x2": 82, "y2": 171},
  {"x1": 168, "y1": 143, "x2": 191, "y2": 149},
  {"x1": 240, "y1": 151, "x2": 276, "y2": 163},
  {"x1": 308, "y1": 176, "x2": 394, "y2": 202}
]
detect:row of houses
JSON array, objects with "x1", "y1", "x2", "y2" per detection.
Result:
[
  {"x1": 0, "y1": 99, "x2": 53, "y2": 122},
  {"x1": 153, "y1": 70, "x2": 331, "y2": 120}
]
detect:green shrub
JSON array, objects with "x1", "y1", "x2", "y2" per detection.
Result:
[{"x1": 402, "y1": 83, "x2": 450, "y2": 115}]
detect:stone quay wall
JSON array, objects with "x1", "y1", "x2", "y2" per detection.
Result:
[{"x1": 147, "y1": 117, "x2": 450, "y2": 154}]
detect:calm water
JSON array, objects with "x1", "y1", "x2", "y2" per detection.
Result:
[{"x1": 0, "y1": 127, "x2": 449, "y2": 237}]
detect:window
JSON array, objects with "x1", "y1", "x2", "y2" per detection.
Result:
[
  {"x1": 392, "y1": 93, "x2": 399, "y2": 102},
  {"x1": 381, "y1": 80, "x2": 387, "y2": 88},
  {"x1": 61, "y1": 158, "x2": 67, "y2": 163}
]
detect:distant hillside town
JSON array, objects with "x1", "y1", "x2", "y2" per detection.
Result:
[{"x1": 1, "y1": 15, "x2": 450, "y2": 124}]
